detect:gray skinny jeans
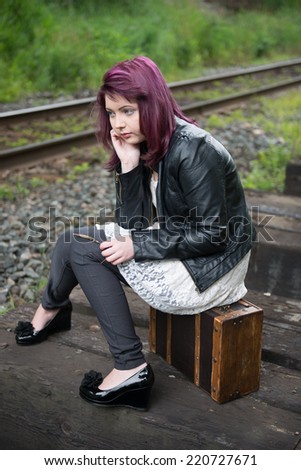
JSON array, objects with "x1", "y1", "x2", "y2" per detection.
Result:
[{"x1": 41, "y1": 226, "x2": 145, "y2": 370}]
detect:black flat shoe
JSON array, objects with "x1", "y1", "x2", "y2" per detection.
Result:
[
  {"x1": 79, "y1": 364, "x2": 155, "y2": 410},
  {"x1": 14, "y1": 302, "x2": 72, "y2": 345}
]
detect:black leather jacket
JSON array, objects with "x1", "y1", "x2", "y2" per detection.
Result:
[{"x1": 115, "y1": 117, "x2": 255, "y2": 292}]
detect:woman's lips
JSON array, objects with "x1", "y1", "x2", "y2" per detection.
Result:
[{"x1": 120, "y1": 133, "x2": 132, "y2": 139}]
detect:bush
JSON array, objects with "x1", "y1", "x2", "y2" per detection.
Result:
[{"x1": 0, "y1": 0, "x2": 300, "y2": 101}]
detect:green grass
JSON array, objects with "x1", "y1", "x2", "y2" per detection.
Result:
[
  {"x1": 251, "y1": 92, "x2": 301, "y2": 153},
  {"x1": 0, "y1": 0, "x2": 300, "y2": 102},
  {"x1": 67, "y1": 161, "x2": 90, "y2": 180},
  {"x1": 0, "y1": 175, "x2": 48, "y2": 201},
  {"x1": 243, "y1": 146, "x2": 291, "y2": 191},
  {"x1": 0, "y1": 177, "x2": 30, "y2": 201},
  {"x1": 29, "y1": 276, "x2": 48, "y2": 301},
  {"x1": 243, "y1": 91, "x2": 301, "y2": 191},
  {"x1": 0, "y1": 296, "x2": 16, "y2": 315},
  {"x1": 206, "y1": 89, "x2": 301, "y2": 192}
]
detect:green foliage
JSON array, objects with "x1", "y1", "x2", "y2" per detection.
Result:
[
  {"x1": 0, "y1": 0, "x2": 51, "y2": 59},
  {"x1": 253, "y1": 92, "x2": 301, "y2": 156},
  {"x1": 30, "y1": 275, "x2": 48, "y2": 300},
  {"x1": 0, "y1": 175, "x2": 48, "y2": 201},
  {"x1": 10, "y1": 137, "x2": 29, "y2": 147},
  {"x1": 243, "y1": 146, "x2": 291, "y2": 191},
  {"x1": 0, "y1": 0, "x2": 54, "y2": 99},
  {"x1": 29, "y1": 177, "x2": 45, "y2": 188},
  {"x1": 261, "y1": 0, "x2": 301, "y2": 9},
  {"x1": 0, "y1": 0, "x2": 300, "y2": 101},
  {"x1": 206, "y1": 110, "x2": 245, "y2": 128},
  {"x1": 0, "y1": 177, "x2": 29, "y2": 201},
  {"x1": 0, "y1": 183, "x2": 14, "y2": 200},
  {"x1": 206, "y1": 90, "x2": 300, "y2": 192},
  {"x1": 244, "y1": 90, "x2": 301, "y2": 191},
  {"x1": 67, "y1": 161, "x2": 90, "y2": 180},
  {"x1": 0, "y1": 295, "x2": 15, "y2": 315},
  {"x1": 215, "y1": 0, "x2": 301, "y2": 10}
]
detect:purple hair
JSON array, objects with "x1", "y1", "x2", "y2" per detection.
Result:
[{"x1": 96, "y1": 56, "x2": 195, "y2": 170}]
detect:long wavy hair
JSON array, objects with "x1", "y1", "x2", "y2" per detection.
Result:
[{"x1": 96, "y1": 56, "x2": 195, "y2": 170}]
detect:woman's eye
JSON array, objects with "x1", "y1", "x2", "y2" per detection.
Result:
[
  {"x1": 124, "y1": 108, "x2": 134, "y2": 115},
  {"x1": 106, "y1": 111, "x2": 115, "y2": 118}
]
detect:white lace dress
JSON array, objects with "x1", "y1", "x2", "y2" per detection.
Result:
[{"x1": 99, "y1": 177, "x2": 250, "y2": 315}]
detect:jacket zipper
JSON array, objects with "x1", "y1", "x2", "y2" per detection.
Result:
[{"x1": 115, "y1": 173, "x2": 123, "y2": 204}]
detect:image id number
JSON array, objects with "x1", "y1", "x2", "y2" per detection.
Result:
[{"x1": 186, "y1": 454, "x2": 257, "y2": 466}]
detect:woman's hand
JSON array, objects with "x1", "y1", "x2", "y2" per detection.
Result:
[
  {"x1": 110, "y1": 130, "x2": 141, "y2": 173},
  {"x1": 100, "y1": 235, "x2": 134, "y2": 265}
]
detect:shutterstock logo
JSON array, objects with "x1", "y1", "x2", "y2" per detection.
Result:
[
  {"x1": 26, "y1": 205, "x2": 274, "y2": 246},
  {"x1": 27, "y1": 207, "x2": 114, "y2": 243}
]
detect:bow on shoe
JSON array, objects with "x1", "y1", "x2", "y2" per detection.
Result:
[
  {"x1": 81, "y1": 370, "x2": 103, "y2": 388},
  {"x1": 14, "y1": 321, "x2": 34, "y2": 337}
]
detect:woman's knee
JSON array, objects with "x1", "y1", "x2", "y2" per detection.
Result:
[
  {"x1": 54, "y1": 226, "x2": 105, "y2": 265},
  {"x1": 53, "y1": 229, "x2": 74, "y2": 253},
  {"x1": 57, "y1": 229, "x2": 74, "y2": 244}
]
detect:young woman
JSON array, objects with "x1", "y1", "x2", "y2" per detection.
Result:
[{"x1": 15, "y1": 56, "x2": 255, "y2": 410}]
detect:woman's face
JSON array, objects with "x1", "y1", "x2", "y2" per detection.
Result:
[{"x1": 105, "y1": 94, "x2": 145, "y2": 145}]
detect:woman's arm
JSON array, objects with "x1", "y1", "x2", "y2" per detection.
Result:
[
  {"x1": 132, "y1": 138, "x2": 230, "y2": 260},
  {"x1": 100, "y1": 131, "x2": 150, "y2": 265}
]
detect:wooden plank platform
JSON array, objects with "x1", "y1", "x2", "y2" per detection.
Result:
[
  {"x1": 1, "y1": 188, "x2": 300, "y2": 450},
  {"x1": 245, "y1": 190, "x2": 301, "y2": 300},
  {"x1": 69, "y1": 285, "x2": 301, "y2": 372},
  {"x1": 1, "y1": 289, "x2": 300, "y2": 450}
]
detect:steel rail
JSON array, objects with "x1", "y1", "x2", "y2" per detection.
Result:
[
  {"x1": 0, "y1": 130, "x2": 96, "y2": 171},
  {"x1": 168, "y1": 57, "x2": 301, "y2": 91},
  {"x1": 1, "y1": 58, "x2": 301, "y2": 126},
  {"x1": 1, "y1": 76, "x2": 300, "y2": 171},
  {"x1": 0, "y1": 98, "x2": 96, "y2": 127},
  {"x1": 180, "y1": 76, "x2": 301, "y2": 114}
]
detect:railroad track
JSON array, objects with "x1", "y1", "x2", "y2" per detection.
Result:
[{"x1": 1, "y1": 58, "x2": 301, "y2": 171}]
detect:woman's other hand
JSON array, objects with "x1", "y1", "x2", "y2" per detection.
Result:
[{"x1": 100, "y1": 235, "x2": 134, "y2": 265}]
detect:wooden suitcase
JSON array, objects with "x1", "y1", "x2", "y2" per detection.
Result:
[{"x1": 149, "y1": 299, "x2": 263, "y2": 403}]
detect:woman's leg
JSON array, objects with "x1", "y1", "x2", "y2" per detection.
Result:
[
  {"x1": 31, "y1": 229, "x2": 79, "y2": 331},
  {"x1": 68, "y1": 228, "x2": 146, "y2": 375},
  {"x1": 34, "y1": 226, "x2": 146, "y2": 387}
]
